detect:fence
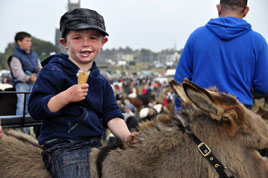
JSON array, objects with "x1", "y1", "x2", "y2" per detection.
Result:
[{"x1": 0, "y1": 90, "x2": 42, "y2": 128}]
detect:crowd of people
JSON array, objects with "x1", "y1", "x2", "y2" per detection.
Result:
[{"x1": 110, "y1": 76, "x2": 174, "y2": 120}]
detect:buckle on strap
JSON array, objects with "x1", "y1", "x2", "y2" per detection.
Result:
[{"x1": 198, "y1": 142, "x2": 211, "y2": 157}]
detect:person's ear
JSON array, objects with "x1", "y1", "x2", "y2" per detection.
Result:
[
  {"x1": 242, "y1": 7, "x2": 249, "y2": 18},
  {"x1": 59, "y1": 38, "x2": 68, "y2": 50},
  {"x1": 216, "y1": 4, "x2": 222, "y2": 17},
  {"x1": 17, "y1": 40, "x2": 23, "y2": 48},
  {"x1": 101, "y1": 37, "x2": 108, "y2": 49}
]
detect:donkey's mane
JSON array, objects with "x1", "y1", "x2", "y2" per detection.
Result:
[
  {"x1": 4, "y1": 129, "x2": 41, "y2": 148},
  {"x1": 138, "y1": 114, "x2": 175, "y2": 131}
]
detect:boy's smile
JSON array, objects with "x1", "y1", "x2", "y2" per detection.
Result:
[
  {"x1": 60, "y1": 29, "x2": 108, "y2": 70},
  {"x1": 80, "y1": 48, "x2": 93, "y2": 58}
]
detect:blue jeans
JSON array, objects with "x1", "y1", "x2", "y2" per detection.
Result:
[
  {"x1": 15, "y1": 83, "x2": 33, "y2": 134},
  {"x1": 42, "y1": 139, "x2": 102, "y2": 178},
  {"x1": 15, "y1": 82, "x2": 33, "y2": 115}
]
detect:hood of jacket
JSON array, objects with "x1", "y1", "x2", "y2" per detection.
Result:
[
  {"x1": 41, "y1": 53, "x2": 100, "y2": 77},
  {"x1": 206, "y1": 16, "x2": 252, "y2": 40}
]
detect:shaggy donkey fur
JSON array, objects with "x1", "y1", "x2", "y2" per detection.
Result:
[
  {"x1": 1, "y1": 79, "x2": 268, "y2": 178},
  {"x1": 255, "y1": 106, "x2": 268, "y2": 120},
  {"x1": 0, "y1": 129, "x2": 50, "y2": 178}
]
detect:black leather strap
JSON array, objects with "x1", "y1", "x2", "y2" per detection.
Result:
[{"x1": 184, "y1": 124, "x2": 234, "y2": 178}]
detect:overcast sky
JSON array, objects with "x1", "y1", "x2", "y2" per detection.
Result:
[{"x1": 0, "y1": 0, "x2": 267, "y2": 53}]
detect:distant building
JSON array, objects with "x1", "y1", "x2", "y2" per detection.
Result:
[
  {"x1": 55, "y1": 0, "x2": 81, "y2": 53},
  {"x1": 121, "y1": 54, "x2": 134, "y2": 62},
  {"x1": 163, "y1": 69, "x2": 176, "y2": 77},
  {"x1": 157, "y1": 49, "x2": 180, "y2": 67},
  {"x1": 55, "y1": 29, "x2": 65, "y2": 53},
  {"x1": 68, "y1": 0, "x2": 81, "y2": 10}
]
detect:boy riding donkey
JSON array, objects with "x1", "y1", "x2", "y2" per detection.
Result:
[{"x1": 27, "y1": 8, "x2": 140, "y2": 178}]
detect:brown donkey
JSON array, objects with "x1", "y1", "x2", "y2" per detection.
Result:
[{"x1": 1, "y1": 79, "x2": 268, "y2": 178}]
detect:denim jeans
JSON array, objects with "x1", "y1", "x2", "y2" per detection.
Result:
[
  {"x1": 42, "y1": 139, "x2": 102, "y2": 178},
  {"x1": 15, "y1": 83, "x2": 33, "y2": 134},
  {"x1": 15, "y1": 82, "x2": 33, "y2": 115}
]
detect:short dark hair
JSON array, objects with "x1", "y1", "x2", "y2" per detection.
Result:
[
  {"x1": 14, "y1": 32, "x2": 31, "y2": 44},
  {"x1": 220, "y1": 0, "x2": 247, "y2": 11}
]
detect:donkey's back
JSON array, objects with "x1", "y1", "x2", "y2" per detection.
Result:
[{"x1": 0, "y1": 129, "x2": 50, "y2": 178}]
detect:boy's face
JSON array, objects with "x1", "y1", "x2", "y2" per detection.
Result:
[
  {"x1": 18, "y1": 37, "x2": 32, "y2": 51},
  {"x1": 60, "y1": 29, "x2": 108, "y2": 69}
]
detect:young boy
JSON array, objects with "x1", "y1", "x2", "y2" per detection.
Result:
[{"x1": 28, "y1": 8, "x2": 138, "y2": 178}]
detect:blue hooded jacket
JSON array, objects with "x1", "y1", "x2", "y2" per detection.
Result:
[
  {"x1": 174, "y1": 17, "x2": 268, "y2": 108},
  {"x1": 29, "y1": 53, "x2": 123, "y2": 146}
]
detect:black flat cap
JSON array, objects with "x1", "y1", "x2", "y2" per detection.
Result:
[{"x1": 60, "y1": 8, "x2": 109, "y2": 37}]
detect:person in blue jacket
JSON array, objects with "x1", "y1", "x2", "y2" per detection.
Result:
[
  {"x1": 28, "y1": 8, "x2": 139, "y2": 178},
  {"x1": 174, "y1": 0, "x2": 268, "y2": 110}
]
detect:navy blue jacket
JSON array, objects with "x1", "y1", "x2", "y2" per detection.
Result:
[{"x1": 29, "y1": 53, "x2": 123, "y2": 146}]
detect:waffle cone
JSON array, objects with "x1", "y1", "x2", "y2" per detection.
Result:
[{"x1": 76, "y1": 70, "x2": 90, "y2": 84}]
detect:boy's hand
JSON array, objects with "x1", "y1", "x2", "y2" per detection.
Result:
[
  {"x1": 66, "y1": 84, "x2": 89, "y2": 102},
  {"x1": 48, "y1": 84, "x2": 89, "y2": 113},
  {"x1": 126, "y1": 131, "x2": 142, "y2": 145}
]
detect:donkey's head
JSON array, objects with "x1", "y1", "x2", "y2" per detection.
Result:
[{"x1": 170, "y1": 78, "x2": 268, "y2": 178}]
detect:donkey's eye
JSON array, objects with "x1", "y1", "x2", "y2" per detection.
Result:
[{"x1": 223, "y1": 116, "x2": 229, "y2": 121}]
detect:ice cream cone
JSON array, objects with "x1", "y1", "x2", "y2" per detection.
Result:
[{"x1": 76, "y1": 70, "x2": 90, "y2": 84}]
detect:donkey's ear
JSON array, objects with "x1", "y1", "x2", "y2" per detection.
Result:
[
  {"x1": 169, "y1": 79, "x2": 188, "y2": 103},
  {"x1": 182, "y1": 79, "x2": 224, "y2": 120}
]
